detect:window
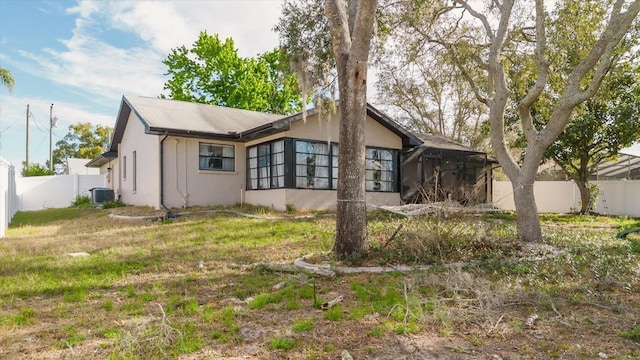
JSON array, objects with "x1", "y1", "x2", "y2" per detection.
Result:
[
  {"x1": 247, "y1": 140, "x2": 285, "y2": 190},
  {"x1": 366, "y1": 147, "x2": 397, "y2": 192},
  {"x1": 122, "y1": 156, "x2": 127, "y2": 180},
  {"x1": 132, "y1": 151, "x2": 137, "y2": 193},
  {"x1": 245, "y1": 138, "x2": 399, "y2": 193},
  {"x1": 199, "y1": 143, "x2": 234, "y2": 171},
  {"x1": 295, "y1": 140, "x2": 334, "y2": 189}
]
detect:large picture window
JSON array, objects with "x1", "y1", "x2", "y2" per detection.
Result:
[
  {"x1": 366, "y1": 147, "x2": 397, "y2": 192},
  {"x1": 295, "y1": 140, "x2": 335, "y2": 189},
  {"x1": 247, "y1": 140, "x2": 285, "y2": 189},
  {"x1": 199, "y1": 143, "x2": 234, "y2": 171},
  {"x1": 245, "y1": 138, "x2": 398, "y2": 193}
]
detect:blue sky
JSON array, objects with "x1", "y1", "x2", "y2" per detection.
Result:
[{"x1": 0, "y1": 0, "x2": 285, "y2": 171}]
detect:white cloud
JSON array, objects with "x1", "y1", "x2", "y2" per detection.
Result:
[
  {"x1": 11, "y1": 0, "x2": 285, "y2": 106},
  {"x1": 2, "y1": 0, "x2": 287, "y2": 169}
]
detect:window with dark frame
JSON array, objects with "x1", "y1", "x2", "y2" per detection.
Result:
[
  {"x1": 295, "y1": 140, "x2": 333, "y2": 189},
  {"x1": 199, "y1": 143, "x2": 235, "y2": 171},
  {"x1": 365, "y1": 147, "x2": 397, "y2": 192},
  {"x1": 247, "y1": 140, "x2": 285, "y2": 190},
  {"x1": 245, "y1": 138, "x2": 398, "y2": 193}
]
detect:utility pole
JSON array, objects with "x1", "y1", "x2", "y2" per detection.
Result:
[
  {"x1": 49, "y1": 104, "x2": 53, "y2": 171},
  {"x1": 26, "y1": 104, "x2": 29, "y2": 168}
]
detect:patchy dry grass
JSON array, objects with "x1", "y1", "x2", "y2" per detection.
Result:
[{"x1": 0, "y1": 206, "x2": 639, "y2": 359}]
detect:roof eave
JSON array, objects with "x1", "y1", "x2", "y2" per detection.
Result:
[
  {"x1": 146, "y1": 127, "x2": 240, "y2": 141},
  {"x1": 85, "y1": 151, "x2": 118, "y2": 168},
  {"x1": 366, "y1": 104, "x2": 423, "y2": 147}
]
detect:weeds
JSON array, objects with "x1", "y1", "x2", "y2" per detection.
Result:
[
  {"x1": 102, "y1": 199, "x2": 126, "y2": 209},
  {"x1": 268, "y1": 336, "x2": 295, "y2": 350},
  {"x1": 291, "y1": 318, "x2": 314, "y2": 332},
  {"x1": 2, "y1": 206, "x2": 639, "y2": 359},
  {"x1": 620, "y1": 327, "x2": 640, "y2": 342},
  {"x1": 71, "y1": 195, "x2": 93, "y2": 208}
]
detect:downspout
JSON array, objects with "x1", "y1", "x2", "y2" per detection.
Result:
[
  {"x1": 174, "y1": 139, "x2": 188, "y2": 207},
  {"x1": 160, "y1": 132, "x2": 175, "y2": 219}
]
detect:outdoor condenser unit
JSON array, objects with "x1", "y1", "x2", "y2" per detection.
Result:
[{"x1": 89, "y1": 187, "x2": 115, "y2": 205}]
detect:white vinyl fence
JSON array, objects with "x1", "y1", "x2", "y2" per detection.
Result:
[
  {"x1": 493, "y1": 180, "x2": 640, "y2": 217},
  {"x1": 1, "y1": 158, "x2": 18, "y2": 238},
  {"x1": 16, "y1": 174, "x2": 106, "y2": 212}
]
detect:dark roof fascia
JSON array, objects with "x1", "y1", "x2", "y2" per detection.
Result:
[
  {"x1": 418, "y1": 146, "x2": 486, "y2": 157},
  {"x1": 146, "y1": 127, "x2": 241, "y2": 141},
  {"x1": 366, "y1": 104, "x2": 423, "y2": 147},
  {"x1": 238, "y1": 117, "x2": 292, "y2": 141},
  {"x1": 85, "y1": 151, "x2": 118, "y2": 168},
  {"x1": 109, "y1": 96, "x2": 134, "y2": 152}
]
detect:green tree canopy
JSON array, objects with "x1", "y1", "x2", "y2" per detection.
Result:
[
  {"x1": 0, "y1": 67, "x2": 15, "y2": 92},
  {"x1": 507, "y1": 0, "x2": 640, "y2": 213},
  {"x1": 162, "y1": 31, "x2": 301, "y2": 115},
  {"x1": 53, "y1": 122, "x2": 112, "y2": 172},
  {"x1": 21, "y1": 162, "x2": 54, "y2": 177}
]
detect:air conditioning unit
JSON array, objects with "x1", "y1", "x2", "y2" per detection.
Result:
[{"x1": 89, "y1": 187, "x2": 115, "y2": 205}]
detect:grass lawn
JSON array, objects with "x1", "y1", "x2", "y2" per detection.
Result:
[{"x1": 1, "y1": 206, "x2": 639, "y2": 359}]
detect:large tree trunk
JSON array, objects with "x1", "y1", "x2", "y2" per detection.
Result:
[
  {"x1": 512, "y1": 180, "x2": 542, "y2": 241},
  {"x1": 576, "y1": 181, "x2": 590, "y2": 214},
  {"x1": 325, "y1": 0, "x2": 377, "y2": 259},
  {"x1": 334, "y1": 61, "x2": 368, "y2": 258}
]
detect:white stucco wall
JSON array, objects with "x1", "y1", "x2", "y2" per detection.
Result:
[
  {"x1": 245, "y1": 188, "x2": 288, "y2": 210},
  {"x1": 281, "y1": 111, "x2": 403, "y2": 150},
  {"x1": 162, "y1": 137, "x2": 246, "y2": 208},
  {"x1": 118, "y1": 112, "x2": 160, "y2": 208}
]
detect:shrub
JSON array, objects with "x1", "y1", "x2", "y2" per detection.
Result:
[
  {"x1": 102, "y1": 199, "x2": 126, "y2": 209},
  {"x1": 71, "y1": 195, "x2": 93, "y2": 208}
]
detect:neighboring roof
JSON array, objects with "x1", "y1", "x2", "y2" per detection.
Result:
[
  {"x1": 414, "y1": 133, "x2": 486, "y2": 156},
  {"x1": 85, "y1": 151, "x2": 117, "y2": 168},
  {"x1": 595, "y1": 152, "x2": 640, "y2": 179},
  {"x1": 66, "y1": 157, "x2": 100, "y2": 175}
]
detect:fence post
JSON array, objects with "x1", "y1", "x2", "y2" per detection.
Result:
[
  {"x1": 74, "y1": 173, "x2": 79, "y2": 200},
  {"x1": 0, "y1": 158, "x2": 17, "y2": 238}
]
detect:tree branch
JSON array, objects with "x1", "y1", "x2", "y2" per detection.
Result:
[
  {"x1": 541, "y1": 0, "x2": 640, "y2": 148},
  {"x1": 519, "y1": 0, "x2": 549, "y2": 142}
]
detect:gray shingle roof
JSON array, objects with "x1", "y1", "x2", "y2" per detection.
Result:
[
  {"x1": 414, "y1": 133, "x2": 484, "y2": 154},
  {"x1": 125, "y1": 96, "x2": 284, "y2": 134}
]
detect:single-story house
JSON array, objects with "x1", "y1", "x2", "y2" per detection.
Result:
[{"x1": 87, "y1": 96, "x2": 426, "y2": 212}]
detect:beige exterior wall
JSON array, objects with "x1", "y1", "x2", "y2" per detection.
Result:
[
  {"x1": 279, "y1": 111, "x2": 402, "y2": 149},
  {"x1": 111, "y1": 109, "x2": 405, "y2": 211},
  {"x1": 245, "y1": 111, "x2": 404, "y2": 210},
  {"x1": 245, "y1": 188, "x2": 288, "y2": 210},
  {"x1": 100, "y1": 159, "x2": 117, "y2": 192},
  {"x1": 118, "y1": 113, "x2": 160, "y2": 208},
  {"x1": 283, "y1": 190, "x2": 401, "y2": 211},
  {"x1": 162, "y1": 136, "x2": 246, "y2": 208}
]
